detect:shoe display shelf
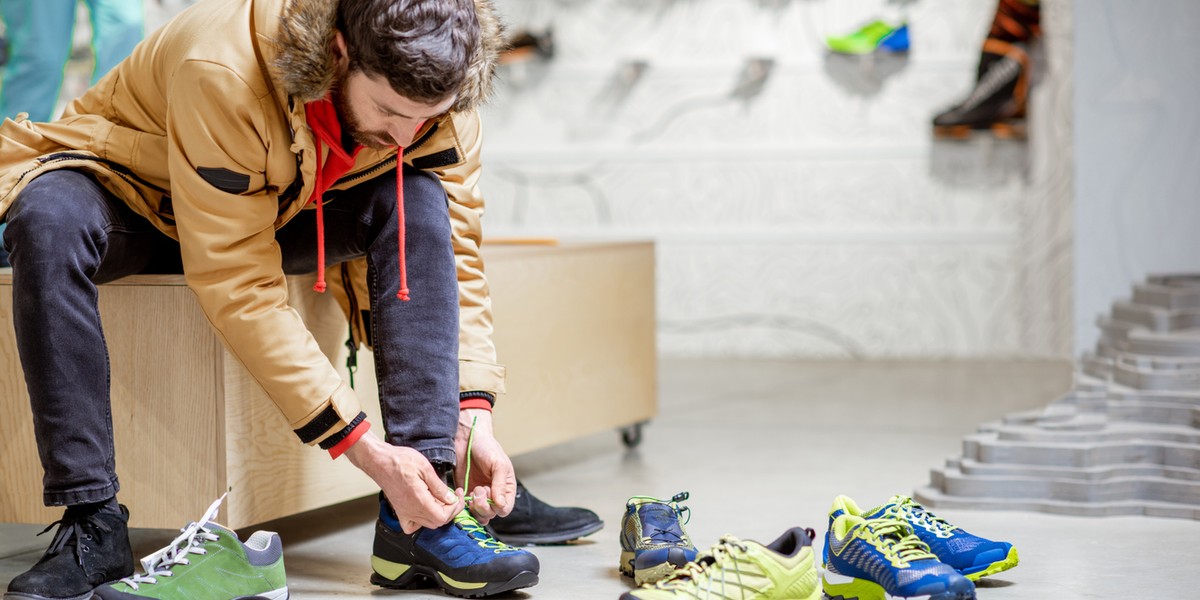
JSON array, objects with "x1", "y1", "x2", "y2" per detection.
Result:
[{"x1": 0, "y1": 241, "x2": 657, "y2": 529}]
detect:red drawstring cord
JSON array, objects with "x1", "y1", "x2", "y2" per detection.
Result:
[
  {"x1": 307, "y1": 122, "x2": 409, "y2": 302},
  {"x1": 312, "y1": 136, "x2": 328, "y2": 293},
  {"x1": 395, "y1": 153, "x2": 409, "y2": 301}
]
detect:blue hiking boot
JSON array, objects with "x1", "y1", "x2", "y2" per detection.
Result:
[{"x1": 370, "y1": 499, "x2": 539, "y2": 598}]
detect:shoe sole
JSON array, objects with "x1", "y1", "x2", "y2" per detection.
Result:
[
  {"x1": 618, "y1": 550, "x2": 687, "y2": 586},
  {"x1": 371, "y1": 556, "x2": 538, "y2": 598},
  {"x1": 486, "y1": 520, "x2": 604, "y2": 546},
  {"x1": 933, "y1": 121, "x2": 1027, "y2": 141},
  {"x1": 962, "y1": 546, "x2": 1019, "y2": 581},
  {"x1": 4, "y1": 594, "x2": 93, "y2": 600},
  {"x1": 822, "y1": 572, "x2": 976, "y2": 600}
]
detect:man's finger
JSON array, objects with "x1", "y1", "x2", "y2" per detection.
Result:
[
  {"x1": 490, "y1": 463, "x2": 517, "y2": 517},
  {"x1": 400, "y1": 517, "x2": 421, "y2": 535},
  {"x1": 470, "y1": 485, "x2": 497, "y2": 521}
]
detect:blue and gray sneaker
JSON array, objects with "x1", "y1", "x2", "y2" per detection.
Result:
[
  {"x1": 619, "y1": 492, "x2": 699, "y2": 585},
  {"x1": 371, "y1": 498, "x2": 539, "y2": 598},
  {"x1": 823, "y1": 513, "x2": 976, "y2": 600},
  {"x1": 831, "y1": 495, "x2": 1018, "y2": 581}
]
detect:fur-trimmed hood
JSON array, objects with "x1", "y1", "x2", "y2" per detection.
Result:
[{"x1": 271, "y1": 0, "x2": 504, "y2": 112}]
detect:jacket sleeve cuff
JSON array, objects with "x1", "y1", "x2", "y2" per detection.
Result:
[
  {"x1": 322, "y1": 413, "x2": 370, "y2": 459},
  {"x1": 459, "y1": 359, "x2": 506, "y2": 396},
  {"x1": 459, "y1": 391, "x2": 495, "y2": 411},
  {"x1": 291, "y1": 382, "x2": 364, "y2": 446}
]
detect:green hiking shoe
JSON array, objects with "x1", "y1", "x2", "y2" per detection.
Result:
[
  {"x1": 621, "y1": 529, "x2": 821, "y2": 600},
  {"x1": 92, "y1": 496, "x2": 287, "y2": 600}
]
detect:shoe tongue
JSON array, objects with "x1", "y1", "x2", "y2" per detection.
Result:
[{"x1": 640, "y1": 504, "x2": 684, "y2": 539}]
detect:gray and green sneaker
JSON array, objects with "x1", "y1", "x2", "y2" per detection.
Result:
[
  {"x1": 619, "y1": 492, "x2": 699, "y2": 585},
  {"x1": 93, "y1": 496, "x2": 287, "y2": 599}
]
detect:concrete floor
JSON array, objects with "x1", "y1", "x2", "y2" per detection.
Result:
[{"x1": 4, "y1": 359, "x2": 1199, "y2": 598}]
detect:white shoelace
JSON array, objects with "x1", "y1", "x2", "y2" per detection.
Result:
[{"x1": 119, "y1": 494, "x2": 227, "y2": 590}]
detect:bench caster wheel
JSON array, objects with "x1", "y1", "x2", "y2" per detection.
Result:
[{"x1": 620, "y1": 422, "x2": 646, "y2": 448}]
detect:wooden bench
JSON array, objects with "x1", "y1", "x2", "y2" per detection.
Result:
[{"x1": 0, "y1": 241, "x2": 656, "y2": 529}]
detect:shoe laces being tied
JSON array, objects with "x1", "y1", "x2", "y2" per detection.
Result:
[
  {"x1": 452, "y1": 510, "x2": 517, "y2": 553},
  {"x1": 652, "y1": 535, "x2": 754, "y2": 598},
  {"x1": 38, "y1": 510, "x2": 116, "y2": 565},
  {"x1": 859, "y1": 518, "x2": 937, "y2": 567},
  {"x1": 119, "y1": 494, "x2": 227, "y2": 590},
  {"x1": 882, "y1": 498, "x2": 958, "y2": 539}
]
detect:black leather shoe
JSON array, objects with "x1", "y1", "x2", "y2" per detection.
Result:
[
  {"x1": 5, "y1": 506, "x2": 134, "y2": 600},
  {"x1": 487, "y1": 481, "x2": 604, "y2": 546}
]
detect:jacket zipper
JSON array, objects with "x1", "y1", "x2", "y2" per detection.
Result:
[{"x1": 330, "y1": 122, "x2": 440, "y2": 188}]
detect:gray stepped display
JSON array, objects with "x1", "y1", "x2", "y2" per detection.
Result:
[{"x1": 915, "y1": 275, "x2": 1200, "y2": 519}]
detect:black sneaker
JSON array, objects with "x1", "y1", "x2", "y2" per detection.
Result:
[
  {"x1": 371, "y1": 501, "x2": 539, "y2": 598},
  {"x1": 932, "y1": 39, "x2": 1031, "y2": 140},
  {"x1": 486, "y1": 480, "x2": 604, "y2": 546},
  {"x1": 5, "y1": 506, "x2": 135, "y2": 600}
]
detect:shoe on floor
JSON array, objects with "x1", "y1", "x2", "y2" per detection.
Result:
[
  {"x1": 486, "y1": 480, "x2": 603, "y2": 546},
  {"x1": 823, "y1": 513, "x2": 976, "y2": 600},
  {"x1": 4, "y1": 504, "x2": 134, "y2": 600},
  {"x1": 621, "y1": 528, "x2": 820, "y2": 600},
  {"x1": 93, "y1": 496, "x2": 287, "y2": 599},
  {"x1": 372, "y1": 500, "x2": 539, "y2": 598},
  {"x1": 831, "y1": 494, "x2": 1019, "y2": 581},
  {"x1": 618, "y1": 492, "x2": 698, "y2": 585}
]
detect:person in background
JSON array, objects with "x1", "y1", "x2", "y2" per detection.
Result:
[
  {"x1": 932, "y1": 0, "x2": 1040, "y2": 139},
  {"x1": 0, "y1": 0, "x2": 143, "y2": 266}
]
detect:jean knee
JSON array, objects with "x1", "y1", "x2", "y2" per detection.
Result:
[{"x1": 6, "y1": 172, "x2": 105, "y2": 253}]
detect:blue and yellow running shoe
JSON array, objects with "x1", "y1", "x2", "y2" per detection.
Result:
[
  {"x1": 831, "y1": 495, "x2": 1018, "y2": 581},
  {"x1": 823, "y1": 514, "x2": 976, "y2": 600},
  {"x1": 371, "y1": 499, "x2": 539, "y2": 598},
  {"x1": 619, "y1": 492, "x2": 698, "y2": 585}
]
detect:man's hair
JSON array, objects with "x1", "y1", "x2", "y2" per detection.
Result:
[{"x1": 337, "y1": 0, "x2": 480, "y2": 104}]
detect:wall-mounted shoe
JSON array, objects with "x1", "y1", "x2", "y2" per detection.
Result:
[{"x1": 826, "y1": 21, "x2": 910, "y2": 55}]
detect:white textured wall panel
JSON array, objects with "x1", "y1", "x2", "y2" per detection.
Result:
[{"x1": 484, "y1": 0, "x2": 1073, "y2": 359}]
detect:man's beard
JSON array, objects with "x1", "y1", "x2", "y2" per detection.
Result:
[{"x1": 331, "y1": 74, "x2": 393, "y2": 150}]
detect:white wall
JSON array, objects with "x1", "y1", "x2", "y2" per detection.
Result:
[
  {"x1": 483, "y1": 0, "x2": 1073, "y2": 359},
  {"x1": 1073, "y1": 1, "x2": 1200, "y2": 353}
]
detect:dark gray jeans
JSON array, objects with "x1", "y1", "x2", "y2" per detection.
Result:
[{"x1": 4, "y1": 167, "x2": 459, "y2": 506}]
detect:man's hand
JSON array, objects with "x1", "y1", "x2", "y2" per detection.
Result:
[
  {"x1": 454, "y1": 409, "x2": 517, "y2": 524},
  {"x1": 344, "y1": 432, "x2": 464, "y2": 534}
]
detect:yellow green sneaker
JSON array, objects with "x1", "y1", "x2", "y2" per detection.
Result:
[
  {"x1": 621, "y1": 528, "x2": 820, "y2": 600},
  {"x1": 92, "y1": 496, "x2": 287, "y2": 599}
]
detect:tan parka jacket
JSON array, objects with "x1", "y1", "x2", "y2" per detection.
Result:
[{"x1": 0, "y1": 0, "x2": 507, "y2": 447}]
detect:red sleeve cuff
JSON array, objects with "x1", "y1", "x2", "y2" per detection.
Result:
[
  {"x1": 328, "y1": 419, "x2": 371, "y2": 459},
  {"x1": 459, "y1": 398, "x2": 493, "y2": 412}
]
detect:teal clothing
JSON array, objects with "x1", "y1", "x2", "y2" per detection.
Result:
[{"x1": 0, "y1": 0, "x2": 144, "y2": 122}]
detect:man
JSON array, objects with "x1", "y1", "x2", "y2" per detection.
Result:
[{"x1": 0, "y1": 0, "x2": 595, "y2": 598}]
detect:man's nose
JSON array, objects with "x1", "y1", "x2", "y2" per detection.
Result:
[{"x1": 388, "y1": 119, "x2": 426, "y2": 147}]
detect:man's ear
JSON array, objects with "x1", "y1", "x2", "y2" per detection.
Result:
[{"x1": 331, "y1": 31, "x2": 350, "y2": 69}]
